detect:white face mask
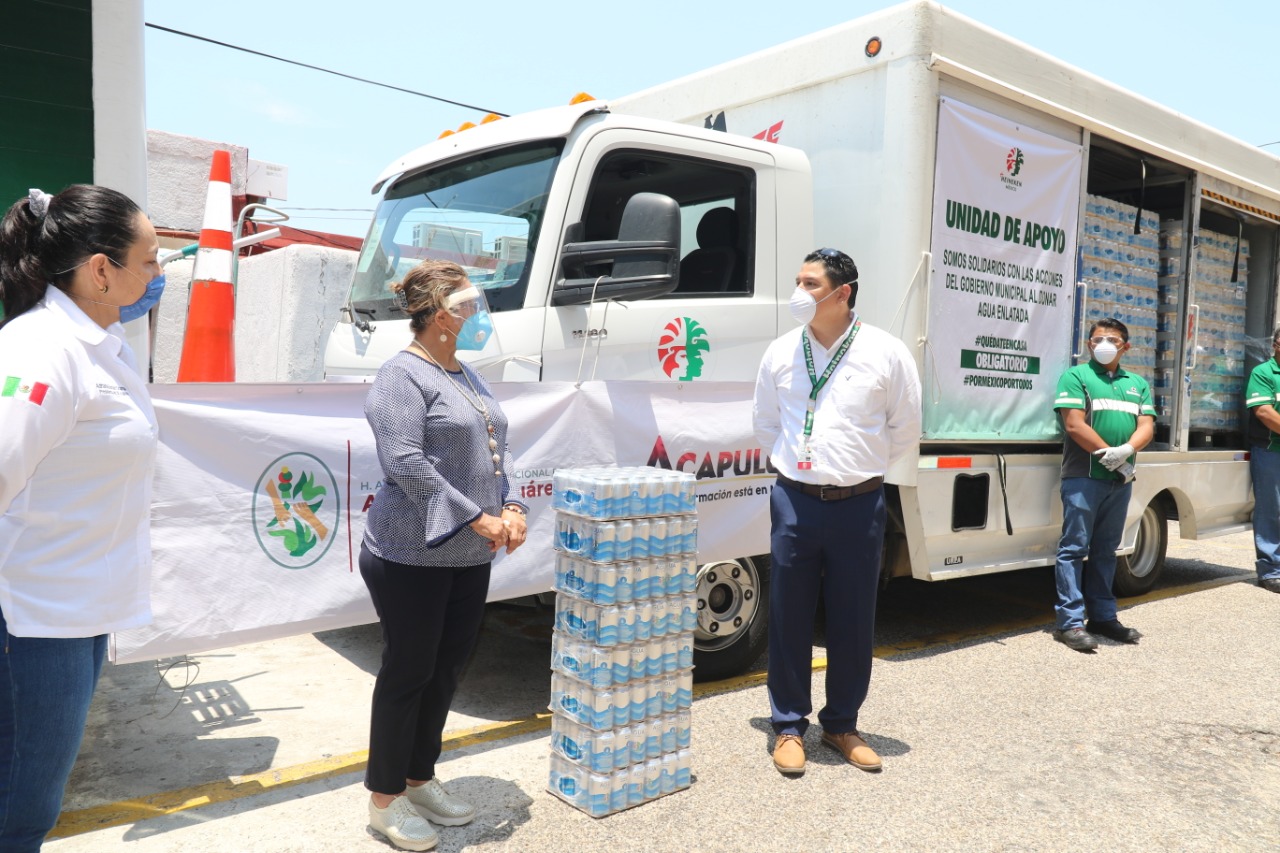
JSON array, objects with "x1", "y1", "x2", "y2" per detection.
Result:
[
  {"x1": 1091, "y1": 341, "x2": 1119, "y2": 365},
  {"x1": 788, "y1": 286, "x2": 840, "y2": 325}
]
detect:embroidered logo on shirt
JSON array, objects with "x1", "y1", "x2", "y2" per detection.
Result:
[
  {"x1": 1, "y1": 376, "x2": 49, "y2": 405},
  {"x1": 251, "y1": 452, "x2": 341, "y2": 569}
]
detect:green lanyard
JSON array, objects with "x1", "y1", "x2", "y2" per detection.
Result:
[{"x1": 800, "y1": 319, "x2": 861, "y2": 443}]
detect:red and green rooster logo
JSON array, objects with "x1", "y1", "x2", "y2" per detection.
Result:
[
  {"x1": 1005, "y1": 147, "x2": 1024, "y2": 176},
  {"x1": 658, "y1": 317, "x2": 711, "y2": 381}
]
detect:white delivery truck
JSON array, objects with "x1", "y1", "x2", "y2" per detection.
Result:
[{"x1": 324, "y1": 0, "x2": 1280, "y2": 679}]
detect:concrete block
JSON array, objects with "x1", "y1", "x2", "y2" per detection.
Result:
[
  {"x1": 152, "y1": 246, "x2": 356, "y2": 383},
  {"x1": 146, "y1": 131, "x2": 248, "y2": 232}
]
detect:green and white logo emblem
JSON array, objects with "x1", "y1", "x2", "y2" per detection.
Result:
[{"x1": 252, "y1": 452, "x2": 340, "y2": 569}]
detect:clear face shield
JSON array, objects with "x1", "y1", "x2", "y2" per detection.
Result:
[{"x1": 442, "y1": 285, "x2": 497, "y2": 352}]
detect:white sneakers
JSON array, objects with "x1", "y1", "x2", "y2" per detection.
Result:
[
  {"x1": 368, "y1": 779, "x2": 475, "y2": 850},
  {"x1": 368, "y1": 795, "x2": 438, "y2": 851},
  {"x1": 405, "y1": 777, "x2": 476, "y2": 826}
]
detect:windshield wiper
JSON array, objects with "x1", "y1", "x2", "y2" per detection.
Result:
[
  {"x1": 422, "y1": 192, "x2": 458, "y2": 210},
  {"x1": 351, "y1": 305, "x2": 375, "y2": 333}
]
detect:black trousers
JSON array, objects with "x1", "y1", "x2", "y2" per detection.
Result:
[{"x1": 359, "y1": 543, "x2": 491, "y2": 794}]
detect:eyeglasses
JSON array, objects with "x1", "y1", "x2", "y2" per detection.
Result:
[
  {"x1": 1089, "y1": 336, "x2": 1125, "y2": 345},
  {"x1": 816, "y1": 248, "x2": 843, "y2": 259}
]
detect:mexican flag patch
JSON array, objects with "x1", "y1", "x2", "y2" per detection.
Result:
[{"x1": 1, "y1": 376, "x2": 50, "y2": 405}]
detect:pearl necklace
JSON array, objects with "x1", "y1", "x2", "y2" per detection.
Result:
[{"x1": 408, "y1": 339, "x2": 502, "y2": 477}]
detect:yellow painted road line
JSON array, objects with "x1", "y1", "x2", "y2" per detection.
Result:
[
  {"x1": 873, "y1": 574, "x2": 1245, "y2": 657},
  {"x1": 49, "y1": 714, "x2": 554, "y2": 840},
  {"x1": 1118, "y1": 573, "x2": 1245, "y2": 605},
  {"x1": 48, "y1": 750, "x2": 371, "y2": 839},
  {"x1": 50, "y1": 573, "x2": 1248, "y2": 840}
]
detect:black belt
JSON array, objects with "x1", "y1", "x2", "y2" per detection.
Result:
[{"x1": 776, "y1": 473, "x2": 883, "y2": 501}]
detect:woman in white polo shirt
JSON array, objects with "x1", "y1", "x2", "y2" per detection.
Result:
[{"x1": 0, "y1": 184, "x2": 162, "y2": 851}]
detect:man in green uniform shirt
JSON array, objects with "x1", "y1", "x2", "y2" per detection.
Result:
[
  {"x1": 1245, "y1": 326, "x2": 1280, "y2": 593},
  {"x1": 1051, "y1": 318, "x2": 1156, "y2": 652}
]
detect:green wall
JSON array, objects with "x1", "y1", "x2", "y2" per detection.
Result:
[{"x1": 0, "y1": 0, "x2": 94, "y2": 210}]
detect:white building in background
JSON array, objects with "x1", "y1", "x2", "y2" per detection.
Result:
[
  {"x1": 494, "y1": 234, "x2": 528, "y2": 262},
  {"x1": 413, "y1": 223, "x2": 484, "y2": 256}
]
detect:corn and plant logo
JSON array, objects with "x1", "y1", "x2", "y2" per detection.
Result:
[
  {"x1": 1005, "y1": 147, "x2": 1024, "y2": 176},
  {"x1": 657, "y1": 317, "x2": 711, "y2": 381},
  {"x1": 251, "y1": 452, "x2": 340, "y2": 569}
]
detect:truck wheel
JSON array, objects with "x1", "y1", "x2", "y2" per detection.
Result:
[
  {"x1": 692, "y1": 555, "x2": 769, "y2": 682},
  {"x1": 1113, "y1": 500, "x2": 1167, "y2": 597}
]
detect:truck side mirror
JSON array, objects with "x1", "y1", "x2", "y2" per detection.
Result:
[{"x1": 553, "y1": 192, "x2": 681, "y2": 306}]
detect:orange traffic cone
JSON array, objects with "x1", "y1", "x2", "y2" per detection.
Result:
[{"x1": 177, "y1": 150, "x2": 236, "y2": 382}]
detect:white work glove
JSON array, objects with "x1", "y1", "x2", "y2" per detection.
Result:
[{"x1": 1093, "y1": 443, "x2": 1134, "y2": 471}]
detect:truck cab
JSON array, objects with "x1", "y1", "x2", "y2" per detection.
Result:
[{"x1": 324, "y1": 101, "x2": 813, "y2": 386}]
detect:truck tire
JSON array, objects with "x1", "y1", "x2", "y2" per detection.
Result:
[
  {"x1": 1113, "y1": 500, "x2": 1168, "y2": 597},
  {"x1": 692, "y1": 555, "x2": 769, "y2": 682}
]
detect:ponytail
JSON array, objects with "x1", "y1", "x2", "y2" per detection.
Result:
[
  {"x1": 0, "y1": 194, "x2": 48, "y2": 323},
  {"x1": 0, "y1": 185, "x2": 143, "y2": 326}
]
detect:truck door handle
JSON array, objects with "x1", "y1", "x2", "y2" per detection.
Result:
[{"x1": 1186, "y1": 303, "x2": 1200, "y2": 370}]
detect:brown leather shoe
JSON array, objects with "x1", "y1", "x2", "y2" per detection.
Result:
[
  {"x1": 772, "y1": 734, "x2": 806, "y2": 775},
  {"x1": 821, "y1": 730, "x2": 882, "y2": 771}
]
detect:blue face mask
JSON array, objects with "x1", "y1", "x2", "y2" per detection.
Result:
[
  {"x1": 119, "y1": 274, "x2": 166, "y2": 323},
  {"x1": 454, "y1": 308, "x2": 493, "y2": 351}
]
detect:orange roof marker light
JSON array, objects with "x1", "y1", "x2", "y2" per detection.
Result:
[
  {"x1": 570, "y1": 92, "x2": 596, "y2": 104},
  {"x1": 457, "y1": 121, "x2": 477, "y2": 132},
  {"x1": 438, "y1": 129, "x2": 455, "y2": 139},
  {"x1": 481, "y1": 113, "x2": 502, "y2": 124}
]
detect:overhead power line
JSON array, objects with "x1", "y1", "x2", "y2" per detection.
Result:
[{"x1": 145, "y1": 23, "x2": 509, "y2": 116}]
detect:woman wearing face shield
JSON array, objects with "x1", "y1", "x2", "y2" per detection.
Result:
[
  {"x1": 359, "y1": 259, "x2": 527, "y2": 851},
  {"x1": 0, "y1": 185, "x2": 162, "y2": 850}
]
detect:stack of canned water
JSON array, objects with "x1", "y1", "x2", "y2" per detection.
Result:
[
  {"x1": 1159, "y1": 222, "x2": 1249, "y2": 434},
  {"x1": 1079, "y1": 194, "x2": 1160, "y2": 372},
  {"x1": 547, "y1": 466, "x2": 697, "y2": 817}
]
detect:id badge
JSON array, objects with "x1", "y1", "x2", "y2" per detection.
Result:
[{"x1": 796, "y1": 444, "x2": 813, "y2": 471}]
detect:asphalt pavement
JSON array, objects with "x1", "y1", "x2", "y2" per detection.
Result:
[{"x1": 45, "y1": 528, "x2": 1280, "y2": 852}]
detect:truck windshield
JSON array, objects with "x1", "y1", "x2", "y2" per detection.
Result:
[{"x1": 348, "y1": 141, "x2": 562, "y2": 316}]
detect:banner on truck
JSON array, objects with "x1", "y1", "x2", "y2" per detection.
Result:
[
  {"x1": 112, "y1": 380, "x2": 774, "y2": 664},
  {"x1": 925, "y1": 98, "x2": 1083, "y2": 440}
]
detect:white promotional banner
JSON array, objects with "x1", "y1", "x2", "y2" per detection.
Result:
[
  {"x1": 926, "y1": 98, "x2": 1083, "y2": 439},
  {"x1": 113, "y1": 380, "x2": 774, "y2": 663}
]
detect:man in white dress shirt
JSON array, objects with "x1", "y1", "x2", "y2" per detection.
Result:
[{"x1": 753, "y1": 248, "x2": 921, "y2": 776}]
